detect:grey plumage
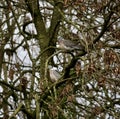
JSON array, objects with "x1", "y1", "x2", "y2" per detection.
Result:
[
  {"x1": 48, "y1": 66, "x2": 61, "y2": 82},
  {"x1": 58, "y1": 39, "x2": 85, "y2": 51}
]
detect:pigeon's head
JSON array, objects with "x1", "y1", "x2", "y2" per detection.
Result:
[
  {"x1": 57, "y1": 38, "x2": 69, "y2": 50},
  {"x1": 58, "y1": 38, "x2": 64, "y2": 45}
]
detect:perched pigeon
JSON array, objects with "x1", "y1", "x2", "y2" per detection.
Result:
[
  {"x1": 58, "y1": 38, "x2": 85, "y2": 51},
  {"x1": 48, "y1": 66, "x2": 61, "y2": 82}
]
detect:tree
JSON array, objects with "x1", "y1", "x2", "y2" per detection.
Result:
[{"x1": 0, "y1": 0, "x2": 120, "y2": 118}]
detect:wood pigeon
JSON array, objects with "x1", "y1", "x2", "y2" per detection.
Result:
[
  {"x1": 58, "y1": 38, "x2": 85, "y2": 51},
  {"x1": 48, "y1": 66, "x2": 61, "y2": 82}
]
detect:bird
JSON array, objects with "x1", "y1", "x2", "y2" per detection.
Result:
[
  {"x1": 58, "y1": 38, "x2": 85, "y2": 51},
  {"x1": 48, "y1": 66, "x2": 61, "y2": 82}
]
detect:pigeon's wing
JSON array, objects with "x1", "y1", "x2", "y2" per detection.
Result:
[
  {"x1": 49, "y1": 69, "x2": 61, "y2": 82},
  {"x1": 53, "y1": 70, "x2": 61, "y2": 79},
  {"x1": 64, "y1": 40, "x2": 78, "y2": 47},
  {"x1": 64, "y1": 40, "x2": 85, "y2": 50}
]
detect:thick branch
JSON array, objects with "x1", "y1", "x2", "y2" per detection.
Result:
[
  {"x1": 25, "y1": 0, "x2": 49, "y2": 48},
  {"x1": 48, "y1": 1, "x2": 64, "y2": 45}
]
